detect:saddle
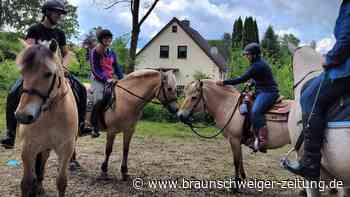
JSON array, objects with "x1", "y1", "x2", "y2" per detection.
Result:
[
  {"x1": 91, "y1": 81, "x2": 118, "y2": 130},
  {"x1": 240, "y1": 91, "x2": 293, "y2": 146}
]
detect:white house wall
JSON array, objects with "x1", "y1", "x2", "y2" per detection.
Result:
[{"x1": 135, "y1": 22, "x2": 221, "y2": 86}]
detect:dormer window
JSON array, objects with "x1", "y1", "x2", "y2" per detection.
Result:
[{"x1": 172, "y1": 25, "x2": 177, "y2": 33}]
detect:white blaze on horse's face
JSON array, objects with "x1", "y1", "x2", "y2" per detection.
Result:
[
  {"x1": 177, "y1": 81, "x2": 204, "y2": 119},
  {"x1": 14, "y1": 42, "x2": 58, "y2": 124}
]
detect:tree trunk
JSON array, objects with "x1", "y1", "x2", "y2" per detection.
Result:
[{"x1": 127, "y1": 0, "x2": 140, "y2": 74}]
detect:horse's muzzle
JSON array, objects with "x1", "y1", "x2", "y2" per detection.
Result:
[
  {"x1": 177, "y1": 110, "x2": 191, "y2": 124},
  {"x1": 15, "y1": 104, "x2": 42, "y2": 124}
]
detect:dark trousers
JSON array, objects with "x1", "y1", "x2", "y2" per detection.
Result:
[
  {"x1": 4, "y1": 73, "x2": 87, "y2": 133},
  {"x1": 251, "y1": 91, "x2": 279, "y2": 130},
  {"x1": 300, "y1": 72, "x2": 350, "y2": 175}
]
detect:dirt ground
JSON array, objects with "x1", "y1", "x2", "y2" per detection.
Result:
[{"x1": 0, "y1": 133, "x2": 338, "y2": 197}]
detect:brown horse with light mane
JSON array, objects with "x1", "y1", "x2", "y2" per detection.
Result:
[
  {"x1": 95, "y1": 69, "x2": 178, "y2": 180},
  {"x1": 15, "y1": 40, "x2": 78, "y2": 197},
  {"x1": 177, "y1": 80, "x2": 291, "y2": 182}
]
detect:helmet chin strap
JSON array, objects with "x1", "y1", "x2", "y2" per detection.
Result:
[{"x1": 45, "y1": 11, "x2": 58, "y2": 26}]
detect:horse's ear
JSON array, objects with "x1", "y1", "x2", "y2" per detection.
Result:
[
  {"x1": 49, "y1": 39, "x2": 58, "y2": 53},
  {"x1": 288, "y1": 42, "x2": 298, "y2": 54}
]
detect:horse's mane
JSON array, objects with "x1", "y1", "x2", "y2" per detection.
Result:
[
  {"x1": 292, "y1": 45, "x2": 323, "y2": 87},
  {"x1": 124, "y1": 69, "x2": 160, "y2": 80},
  {"x1": 17, "y1": 42, "x2": 64, "y2": 74},
  {"x1": 185, "y1": 79, "x2": 239, "y2": 95}
]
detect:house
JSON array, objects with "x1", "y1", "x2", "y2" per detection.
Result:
[{"x1": 135, "y1": 17, "x2": 227, "y2": 91}]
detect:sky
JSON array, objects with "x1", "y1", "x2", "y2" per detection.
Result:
[{"x1": 67, "y1": 0, "x2": 341, "y2": 54}]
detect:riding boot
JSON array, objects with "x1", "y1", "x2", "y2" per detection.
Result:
[
  {"x1": 282, "y1": 114, "x2": 324, "y2": 181},
  {"x1": 257, "y1": 126, "x2": 268, "y2": 153},
  {"x1": 90, "y1": 104, "x2": 100, "y2": 138},
  {"x1": 1, "y1": 78, "x2": 22, "y2": 149}
]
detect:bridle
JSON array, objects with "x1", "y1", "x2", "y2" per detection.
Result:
[
  {"x1": 183, "y1": 80, "x2": 244, "y2": 139},
  {"x1": 115, "y1": 72, "x2": 177, "y2": 112},
  {"x1": 20, "y1": 73, "x2": 64, "y2": 111}
]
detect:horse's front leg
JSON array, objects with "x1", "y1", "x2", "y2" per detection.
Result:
[
  {"x1": 21, "y1": 150, "x2": 38, "y2": 197},
  {"x1": 100, "y1": 130, "x2": 116, "y2": 179},
  {"x1": 56, "y1": 141, "x2": 75, "y2": 197},
  {"x1": 35, "y1": 150, "x2": 50, "y2": 195},
  {"x1": 229, "y1": 136, "x2": 245, "y2": 192},
  {"x1": 121, "y1": 127, "x2": 135, "y2": 181}
]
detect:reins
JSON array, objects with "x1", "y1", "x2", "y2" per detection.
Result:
[{"x1": 183, "y1": 81, "x2": 246, "y2": 139}]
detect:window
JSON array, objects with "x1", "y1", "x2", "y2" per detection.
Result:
[
  {"x1": 178, "y1": 46, "x2": 187, "y2": 59},
  {"x1": 172, "y1": 25, "x2": 177, "y2": 33},
  {"x1": 160, "y1": 45, "x2": 169, "y2": 58}
]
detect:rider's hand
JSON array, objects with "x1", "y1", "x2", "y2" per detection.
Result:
[
  {"x1": 321, "y1": 57, "x2": 337, "y2": 70},
  {"x1": 216, "y1": 80, "x2": 224, "y2": 86},
  {"x1": 107, "y1": 79, "x2": 114, "y2": 83}
]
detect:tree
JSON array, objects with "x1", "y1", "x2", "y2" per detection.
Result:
[
  {"x1": 261, "y1": 25, "x2": 280, "y2": 60},
  {"x1": 232, "y1": 17, "x2": 243, "y2": 48},
  {"x1": 95, "y1": 0, "x2": 160, "y2": 73},
  {"x1": 0, "y1": 0, "x2": 79, "y2": 41},
  {"x1": 281, "y1": 33, "x2": 300, "y2": 48},
  {"x1": 253, "y1": 19, "x2": 259, "y2": 43}
]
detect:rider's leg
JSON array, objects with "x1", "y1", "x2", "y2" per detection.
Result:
[
  {"x1": 66, "y1": 73, "x2": 93, "y2": 136},
  {"x1": 283, "y1": 73, "x2": 350, "y2": 181},
  {"x1": 1, "y1": 78, "x2": 23, "y2": 149},
  {"x1": 90, "y1": 80, "x2": 104, "y2": 138},
  {"x1": 251, "y1": 91, "x2": 279, "y2": 152}
]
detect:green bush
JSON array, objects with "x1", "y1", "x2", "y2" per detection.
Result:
[
  {"x1": 142, "y1": 103, "x2": 178, "y2": 122},
  {"x1": 0, "y1": 60, "x2": 20, "y2": 90}
]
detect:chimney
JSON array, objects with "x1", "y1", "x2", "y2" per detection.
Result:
[{"x1": 181, "y1": 20, "x2": 190, "y2": 27}]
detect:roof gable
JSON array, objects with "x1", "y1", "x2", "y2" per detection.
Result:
[{"x1": 136, "y1": 17, "x2": 227, "y2": 71}]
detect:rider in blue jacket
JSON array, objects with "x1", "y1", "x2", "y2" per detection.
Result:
[
  {"x1": 283, "y1": 0, "x2": 350, "y2": 181},
  {"x1": 217, "y1": 43, "x2": 279, "y2": 153}
]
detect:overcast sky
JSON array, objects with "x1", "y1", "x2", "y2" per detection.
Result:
[{"x1": 67, "y1": 0, "x2": 341, "y2": 53}]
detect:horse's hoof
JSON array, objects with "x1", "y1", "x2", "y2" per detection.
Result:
[
  {"x1": 122, "y1": 174, "x2": 130, "y2": 181},
  {"x1": 69, "y1": 161, "x2": 81, "y2": 171},
  {"x1": 37, "y1": 185, "x2": 45, "y2": 195},
  {"x1": 97, "y1": 172, "x2": 111, "y2": 181},
  {"x1": 298, "y1": 188, "x2": 307, "y2": 196}
]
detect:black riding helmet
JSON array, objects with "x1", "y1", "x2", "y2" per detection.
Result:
[
  {"x1": 97, "y1": 29, "x2": 113, "y2": 43},
  {"x1": 243, "y1": 42, "x2": 261, "y2": 56},
  {"x1": 42, "y1": 0, "x2": 67, "y2": 15}
]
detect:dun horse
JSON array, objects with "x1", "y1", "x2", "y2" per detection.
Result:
[
  {"x1": 15, "y1": 40, "x2": 78, "y2": 197},
  {"x1": 177, "y1": 80, "x2": 291, "y2": 182},
  {"x1": 286, "y1": 44, "x2": 350, "y2": 197},
  {"x1": 96, "y1": 69, "x2": 178, "y2": 180}
]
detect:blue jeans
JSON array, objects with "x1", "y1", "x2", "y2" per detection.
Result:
[{"x1": 251, "y1": 91, "x2": 279, "y2": 130}]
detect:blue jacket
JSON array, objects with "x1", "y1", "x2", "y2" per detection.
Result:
[
  {"x1": 223, "y1": 56, "x2": 278, "y2": 93},
  {"x1": 326, "y1": 0, "x2": 350, "y2": 80}
]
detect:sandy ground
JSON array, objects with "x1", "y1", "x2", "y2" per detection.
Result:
[{"x1": 0, "y1": 133, "x2": 338, "y2": 197}]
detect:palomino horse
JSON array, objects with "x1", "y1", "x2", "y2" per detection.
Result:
[
  {"x1": 286, "y1": 44, "x2": 350, "y2": 197},
  {"x1": 15, "y1": 40, "x2": 78, "y2": 197},
  {"x1": 97, "y1": 69, "x2": 177, "y2": 180},
  {"x1": 177, "y1": 80, "x2": 291, "y2": 182}
]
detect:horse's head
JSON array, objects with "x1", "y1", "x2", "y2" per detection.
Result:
[
  {"x1": 288, "y1": 42, "x2": 323, "y2": 98},
  {"x1": 177, "y1": 80, "x2": 206, "y2": 123},
  {"x1": 156, "y1": 70, "x2": 178, "y2": 114},
  {"x1": 15, "y1": 40, "x2": 62, "y2": 124}
]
